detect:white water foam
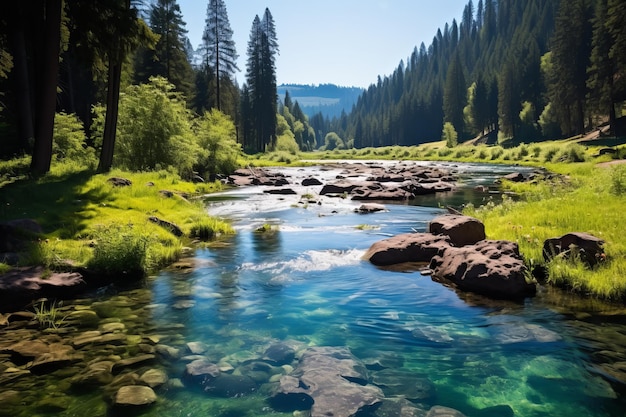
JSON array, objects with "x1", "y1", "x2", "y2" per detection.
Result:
[{"x1": 241, "y1": 248, "x2": 365, "y2": 274}]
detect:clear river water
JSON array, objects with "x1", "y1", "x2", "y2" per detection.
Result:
[{"x1": 1, "y1": 161, "x2": 625, "y2": 417}]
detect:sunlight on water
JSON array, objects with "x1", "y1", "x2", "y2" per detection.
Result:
[
  {"x1": 241, "y1": 248, "x2": 365, "y2": 273},
  {"x1": 1, "y1": 163, "x2": 624, "y2": 417}
]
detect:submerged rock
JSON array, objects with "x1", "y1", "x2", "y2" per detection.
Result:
[
  {"x1": 113, "y1": 385, "x2": 156, "y2": 407},
  {"x1": 270, "y1": 346, "x2": 384, "y2": 417},
  {"x1": 370, "y1": 368, "x2": 436, "y2": 402}
]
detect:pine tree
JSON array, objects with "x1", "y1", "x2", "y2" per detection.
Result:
[
  {"x1": 443, "y1": 52, "x2": 466, "y2": 137},
  {"x1": 244, "y1": 9, "x2": 279, "y2": 153},
  {"x1": 547, "y1": 0, "x2": 592, "y2": 136},
  {"x1": 606, "y1": 0, "x2": 626, "y2": 124},
  {"x1": 498, "y1": 60, "x2": 520, "y2": 140},
  {"x1": 137, "y1": 0, "x2": 194, "y2": 99},
  {"x1": 587, "y1": 0, "x2": 615, "y2": 134},
  {"x1": 199, "y1": 0, "x2": 238, "y2": 111}
]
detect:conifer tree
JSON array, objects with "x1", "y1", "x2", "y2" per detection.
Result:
[
  {"x1": 244, "y1": 9, "x2": 279, "y2": 153},
  {"x1": 547, "y1": 0, "x2": 592, "y2": 136},
  {"x1": 136, "y1": 0, "x2": 194, "y2": 99},
  {"x1": 443, "y1": 52, "x2": 466, "y2": 137},
  {"x1": 199, "y1": 0, "x2": 238, "y2": 111},
  {"x1": 587, "y1": 0, "x2": 615, "y2": 134}
]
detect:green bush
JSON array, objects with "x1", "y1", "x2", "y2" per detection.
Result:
[
  {"x1": 442, "y1": 122, "x2": 458, "y2": 148},
  {"x1": 610, "y1": 165, "x2": 626, "y2": 196},
  {"x1": 53, "y1": 112, "x2": 97, "y2": 167},
  {"x1": 95, "y1": 76, "x2": 200, "y2": 177},
  {"x1": 88, "y1": 224, "x2": 148, "y2": 277},
  {"x1": 190, "y1": 217, "x2": 234, "y2": 240}
]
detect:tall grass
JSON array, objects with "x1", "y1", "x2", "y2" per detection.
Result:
[
  {"x1": 0, "y1": 161, "x2": 233, "y2": 275},
  {"x1": 464, "y1": 163, "x2": 626, "y2": 300}
]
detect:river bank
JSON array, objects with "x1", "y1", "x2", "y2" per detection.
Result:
[{"x1": 2, "y1": 137, "x2": 626, "y2": 309}]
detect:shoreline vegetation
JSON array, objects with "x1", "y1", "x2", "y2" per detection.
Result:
[{"x1": 1, "y1": 137, "x2": 626, "y2": 304}]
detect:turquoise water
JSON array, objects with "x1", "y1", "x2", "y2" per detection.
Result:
[{"x1": 1, "y1": 162, "x2": 625, "y2": 417}]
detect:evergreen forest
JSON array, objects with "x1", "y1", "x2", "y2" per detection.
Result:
[{"x1": 0, "y1": 0, "x2": 625, "y2": 178}]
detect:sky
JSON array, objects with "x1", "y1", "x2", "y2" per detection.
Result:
[{"x1": 177, "y1": 0, "x2": 469, "y2": 89}]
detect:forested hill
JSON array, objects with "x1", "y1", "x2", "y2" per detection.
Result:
[
  {"x1": 329, "y1": 0, "x2": 625, "y2": 149},
  {"x1": 277, "y1": 84, "x2": 363, "y2": 119}
]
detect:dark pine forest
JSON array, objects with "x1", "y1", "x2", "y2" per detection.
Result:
[{"x1": 0, "y1": 0, "x2": 625, "y2": 177}]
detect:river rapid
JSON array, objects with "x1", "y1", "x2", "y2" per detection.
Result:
[{"x1": 1, "y1": 161, "x2": 625, "y2": 417}]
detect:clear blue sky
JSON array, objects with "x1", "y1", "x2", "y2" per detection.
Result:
[{"x1": 178, "y1": 0, "x2": 469, "y2": 88}]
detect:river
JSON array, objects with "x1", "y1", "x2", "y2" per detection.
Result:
[{"x1": 1, "y1": 161, "x2": 624, "y2": 417}]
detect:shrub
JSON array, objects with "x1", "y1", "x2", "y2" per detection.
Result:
[
  {"x1": 610, "y1": 165, "x2": 626, "y2": 196},
  {"x1": 442, "y1": 122, "x2": 458, "y2": 148},
  {"x1": 88, "y1": 224, "x2": 148, "y2": 277},
  {"x1": 53, "y1": 112, "x2": 97, "y2": 167},
  {"x1": 195, "y1": 109, "x2": 242, "y2": 178},
  {"x1": 190, "y1": 217, "x2": 234, "y2": 240},
  {"x1": 97, "y1": 76, "x2": 200, "y2": 177}
]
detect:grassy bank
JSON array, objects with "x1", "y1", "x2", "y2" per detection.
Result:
[
  {"x1": 300, "y1": 138, "x2": 626, "y2": 301},
  {"x1": 0, "y1": 161, "x2": 233, "y2": 277}
]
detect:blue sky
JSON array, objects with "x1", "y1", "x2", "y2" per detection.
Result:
[{"x1": 178, "y1": 0, "x2": 468, "y2": 88}]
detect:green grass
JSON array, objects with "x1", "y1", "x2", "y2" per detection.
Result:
[
  {"x1": 32, "y1": 299, "x2": 68, "y2": 330},
  {"x1": 464, "y1": 162, "x2": 626, "y2": 300},
  {"x1": 298, "y1": 138, "x2": 626, "y2": 300},
  {"x1": 0, "y1": 160, "x2": 233, "y2": 275}
]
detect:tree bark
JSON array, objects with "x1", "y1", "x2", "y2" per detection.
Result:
[
  {"x1": 8, "y1": 5, "x2": 34, "y2": 154},
  {"x1": 98, "y1": 56, "x2": 122, "y2": 173},
  {"x1": 30, "y1": 0, "x2": 62, "y2": 176}
]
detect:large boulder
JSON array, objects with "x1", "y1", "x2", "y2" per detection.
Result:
[
  {"x1": 429, "y1": 240, "x2": 536, "y2": 299},
  {"x1": 270, "y1": 346, "x2": 383, "y2": 417},
  {"x1": 363, "y1": 233, "x2": 451, "y2": 266},
  {"x1": 543, "y1": 232, "x2": 605, "y2": 267},
  {"x1": 428, "y1": 214, "x2": 486, "y2": 246}
]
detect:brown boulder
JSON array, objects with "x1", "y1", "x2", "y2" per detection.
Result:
[
  {"x1": 363, "y1": 233, "x2": 450, "y2": 266},
  {"x1": 429, "y1": 240, "x2": 536, "y2": 299},
  {"x1": 428, "y1": 214, "x2": 486, "y2": 246},
  {"x1": 543, "y1": 232, "x2": 605, "y2": 267}
]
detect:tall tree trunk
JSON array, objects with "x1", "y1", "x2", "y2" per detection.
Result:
[
  {"x1": 98, "y1": 57, "x2": 122, "y2": 173},
  {"x1": 30, "y1": 0, "x2": 62, "y2": 176},
  {"x1": 8, "y1": 5, "x2": 34, "y2": 153}
]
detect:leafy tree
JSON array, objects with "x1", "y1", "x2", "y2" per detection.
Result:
[
  {"x1": 442, "y1": 121, "x2": 458, "y2": 147},
  {"x1": 198, "y1": 0, "x2": 238, "y2": 111},
  {"x1": 274, "y1": 114, "x2": 299, "y2": 154},
  {"x1": 323, "y1": 132, "x2": 345, "y2": 151},
  {"x1": 53, "y1": 112, "x2": 96, "y2": 165},
  {"x1": 194, "y1": 109, "x2": 241, "y2": 179},
  {"x1": 103, "y1": 76, "x2": 200, "y2": 176}
]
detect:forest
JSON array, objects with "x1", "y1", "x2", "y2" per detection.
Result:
[{"x1": 0, "y1": 0, "x2": 625, "y2": 178}]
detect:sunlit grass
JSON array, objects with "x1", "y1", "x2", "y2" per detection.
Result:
[
  {"x1": 0, "y1": 162, "x2": 232, "y2": 275},
  {"x1": 464, "y1": 162, "x2": 626, "y2": 300}
]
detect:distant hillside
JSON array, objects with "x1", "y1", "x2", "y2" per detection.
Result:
[{"x1": 277, "y1": 84, "x2": 364, "y2": 119}]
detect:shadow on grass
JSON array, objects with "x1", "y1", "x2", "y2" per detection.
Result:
[
  {"x1": 0, "y1": 169, "x2": 111, "y2": 238},
  {"x1": 578, "y1": 136, "x2": 626, "y2": 147}
]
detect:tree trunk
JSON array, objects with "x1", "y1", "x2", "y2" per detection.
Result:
[
  {"x1": 30, "y1": 0, "x2": 62, "y2": 176},
  {"x1": 8, "y1": 8, "x2": 34, "y2": 154},
  {"x1": 98, "y1": 57, "x2": 122, "y2": 173}
]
